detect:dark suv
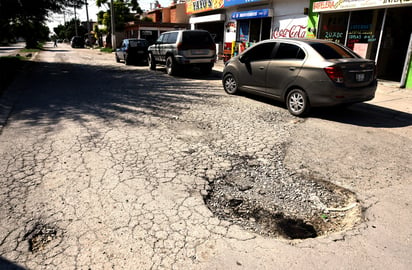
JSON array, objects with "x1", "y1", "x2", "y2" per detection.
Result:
[
  {"x1": 147, "y1": 30, "x2": 216, "y2": 75},
  {"x1": 115, "y1": 38, "x2": 149, "y2": 65},
  {"x1": 70, "y1": 36, "x2": 84, "y2": 48}
]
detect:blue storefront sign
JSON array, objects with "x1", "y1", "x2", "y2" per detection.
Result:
[
  {"x1": 225, "y1": 0, "x2": 265, "y2": 7},
  {"x1": 231, "y1": 9, "x2": 270, "y2": 20}
]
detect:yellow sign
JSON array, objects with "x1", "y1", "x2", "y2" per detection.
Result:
[{"x1": 186, "y1": 0, "x2": 224, "y2": 14}]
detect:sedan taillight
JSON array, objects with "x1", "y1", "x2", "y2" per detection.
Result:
[{"x1": 324, "y1": 66, "x2": 344, "y2": 83}]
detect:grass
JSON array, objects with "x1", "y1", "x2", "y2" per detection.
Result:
[
  {"x1": 99, "y1": 47, "x2": 114, "y2": 53},
  {"x1": 21, "y1": 48, "x2": 40, "y2": 53}
]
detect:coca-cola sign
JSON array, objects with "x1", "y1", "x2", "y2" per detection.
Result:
[{"x1": 273, "y1": 25, "x2": 307, "y2": 39}]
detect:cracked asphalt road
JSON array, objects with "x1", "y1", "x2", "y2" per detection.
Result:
[{"x1": 0, "y1": 43, "x2": 411, "y2": 269}]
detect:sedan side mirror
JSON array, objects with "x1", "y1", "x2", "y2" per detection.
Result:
[{"x1": 239, "y1": 54, "x2": 249, "y2": 63}]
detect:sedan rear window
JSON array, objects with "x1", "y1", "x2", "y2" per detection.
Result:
[
  {"x1": 310, "y1": 42, "x2": 357, "y2": 59},
  {"x1": 129, "y1": 40, "x2": 148, "y2": 47}
]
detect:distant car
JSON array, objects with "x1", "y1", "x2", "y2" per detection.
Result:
[
  {"x1": 70, "y1": 36, "x2": 84, "y2": 48},
  {"x1": 222, "y1": 38, "x2": 377, "y2": 117},
  {"x1": 115, "y1": 38, "x2": 149, "y2": 65},
  {"x1": 147, "y1": 30, "x2": 216, "y2": 75}
]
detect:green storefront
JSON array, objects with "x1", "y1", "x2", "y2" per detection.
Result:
[{"x1": 308, "y1": 0, "x2": 412, "y2": 88}]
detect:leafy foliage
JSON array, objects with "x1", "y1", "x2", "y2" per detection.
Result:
[
  {"x1": 0, "y1": 0, "x2": 83, "y2": 48},
  {"x1": 96, "y1": 0, "x2": 142, "y2": 32},
  {"x1": 53, "y1": 19, "x2": 87, "y2": 41}
]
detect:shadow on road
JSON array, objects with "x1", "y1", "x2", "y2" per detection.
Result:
[
  {"x1": 2, "y1": 58, "x2": 410, "y2": 131},
  {"x1": 1, "y1": 59, "x2": 223, "y2": 132},
  {"x1": 310, "y1": 103, "x2": 412, "y2": 128},
  {"x1": 237, "y1": 92, "x2": 412, "y2": 128},
  {"x1": 0, "y1": 257, "x2": 27, "y2": 270}
]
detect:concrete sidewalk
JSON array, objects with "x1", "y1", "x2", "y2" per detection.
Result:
[{"x1": 369, "y1": 81, "x2": 412, "y2": 115}]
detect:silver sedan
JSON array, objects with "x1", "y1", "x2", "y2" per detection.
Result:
[{"x1": 222, "y1": 38, "x2": 377, "y2": 116}]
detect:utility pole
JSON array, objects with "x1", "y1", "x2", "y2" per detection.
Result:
[
  {"x1": 85, "y1": 0, "x2": 91, "y2": 45},
  {"x1": 74, "y1": 2, "x2": 78, "y2": 36},
  {"x1": 110, "y1": 0, "x2": 116, "y2": 49}
]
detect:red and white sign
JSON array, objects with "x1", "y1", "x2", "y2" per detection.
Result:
[{"x1": 273, "y1": 16, "x2": 308, "y2": 39}]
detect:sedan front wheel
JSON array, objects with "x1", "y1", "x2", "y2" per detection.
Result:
[
  {"x1": 286, "y1": 89, "x2": 310, "y2": 117},
  {"x1": 223, "y1": 74, "x2": 238, "y2": 95}
]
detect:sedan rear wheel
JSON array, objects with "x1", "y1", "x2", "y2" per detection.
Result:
[
  {"x1": 223, "y1": 74, "x2": 238, "y2": 94},
  {"x1": 286, "y1": 89, "x2": 310, "y2": 117}
]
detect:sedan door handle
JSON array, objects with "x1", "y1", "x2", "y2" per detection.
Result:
[
  {"x1": 289, "y1": 67, "x2": 296, "y2": 71},
  {"x1": 259, "y1": 66, "x2": 265, "y2": 70}
]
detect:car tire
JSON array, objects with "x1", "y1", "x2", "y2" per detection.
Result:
[
  {"x1": 148, "y1": 53, "x2": 156, "y2": 70},
  {"x1": 286, "y1": 89, "x2": 310, "y2": 117},
  {"x1": 166, "y1": 56, "x2": 179, "y2": 76},
  {"x1": 223, "y1": 73, "x2": 238, "y2": 95}
]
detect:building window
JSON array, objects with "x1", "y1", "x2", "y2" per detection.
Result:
[{"x1": 237, "y1": 17, "x2": 272, "y2": 44}]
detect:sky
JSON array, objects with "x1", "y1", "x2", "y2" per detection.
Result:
[{"x1": 47, "y1": 0, "x2": 171, "y2": 32}]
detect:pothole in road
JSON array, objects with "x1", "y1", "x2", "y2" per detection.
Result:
[
  {"x1": 23, "y1": 222, "x2": 58, "y2": 253},
  {"x1": 203, "y1": 154, "x2": 361, "y2": 239}
]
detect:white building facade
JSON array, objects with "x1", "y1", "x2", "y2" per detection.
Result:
[{"x1": 186, "y1": 0, "x2": 310, "y2": 55}]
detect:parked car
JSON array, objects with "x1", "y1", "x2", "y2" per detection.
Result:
[
  {"x1": 115, "y1": 38, "x2": 149, "y2": 65},
  {"x1": 147, "y1": 30, "x2": 216, "y2": 75},
  {"x1": 222, "y1": 38, "x2": 377, "y2": 117},
  {"x1": 70, "y1": 36, "x2": 84, "y2": 48}
]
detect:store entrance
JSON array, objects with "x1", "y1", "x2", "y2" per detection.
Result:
[
  {"x1": 377, "y1": 7, "x2": 412, "y2": 82},
  {"x1": 196, "y1": 22, "x2": 224, "y2": 44},
  {"x1": 238, "y1": 17, "x2": 272, "y2": 45}
]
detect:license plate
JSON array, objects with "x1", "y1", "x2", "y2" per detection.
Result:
[
  {"x1": 356, "y1": 73, "x2": 365, "y2": 82},
  {"x1": 192, "y1": 49, "x2": 208, "y2": 55},
  {"x1": 137, "y1": 51, "x2": 144, "y2": 54}
]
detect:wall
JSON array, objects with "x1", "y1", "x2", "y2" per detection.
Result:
[
  {"x1": 406, "y1": 60, "x2": 412, "y2": 88},
  {"x1": 162, "y1": 7, "x2": 171, "y2": 23},
  {"x1": 170, "y1": 3, "x2": 189, "y2": 23},
  {"x1": 272, "y1": 0, "x2": 309, "y2": 39},
  {"x1": 307, "y1": 0, "x2": 319, "y2": 38}
]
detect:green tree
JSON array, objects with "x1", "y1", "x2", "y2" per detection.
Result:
[
  {"x1": 53, "y1": 19, "x2": 87, "y2": 41},
  {"x1": 0, "y1": 0, "x2": 84, "y2": 48},
  {"x1": 96, "y1": 0, "x2": 142, "y2": 33}
]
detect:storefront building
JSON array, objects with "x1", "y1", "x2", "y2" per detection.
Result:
[
  {"x1": 310, "y1": 0, "x2": 412, "y2": 88},
  {"x1": 187, "y1": 0, "x2": 310, "y2": 58},
  {"x1": 124, "y1": 3, "x2": 189, "y2": 45}
]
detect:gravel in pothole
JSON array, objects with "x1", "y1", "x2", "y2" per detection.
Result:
[
  {"x1": 23, "y1": 222, "x2": 58, "y2": 253},
  {"x1": 203, "y1": 149, "x2": 361, "y2": 239}
]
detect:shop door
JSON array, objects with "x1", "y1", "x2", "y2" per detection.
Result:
[
  {"x1": 237, "y1": 18, "x2": 272, "y2": 44},
  {"x1": 377, "y1": 7, "x2": 412, "y2": 82}
]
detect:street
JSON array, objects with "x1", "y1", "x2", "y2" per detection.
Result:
[
  {"x1": 0, "y1": 43, "x2": 26, "y2": 57},
  {"x1": 0, "y1": 43, "x2": 411, "y2": 269}
]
